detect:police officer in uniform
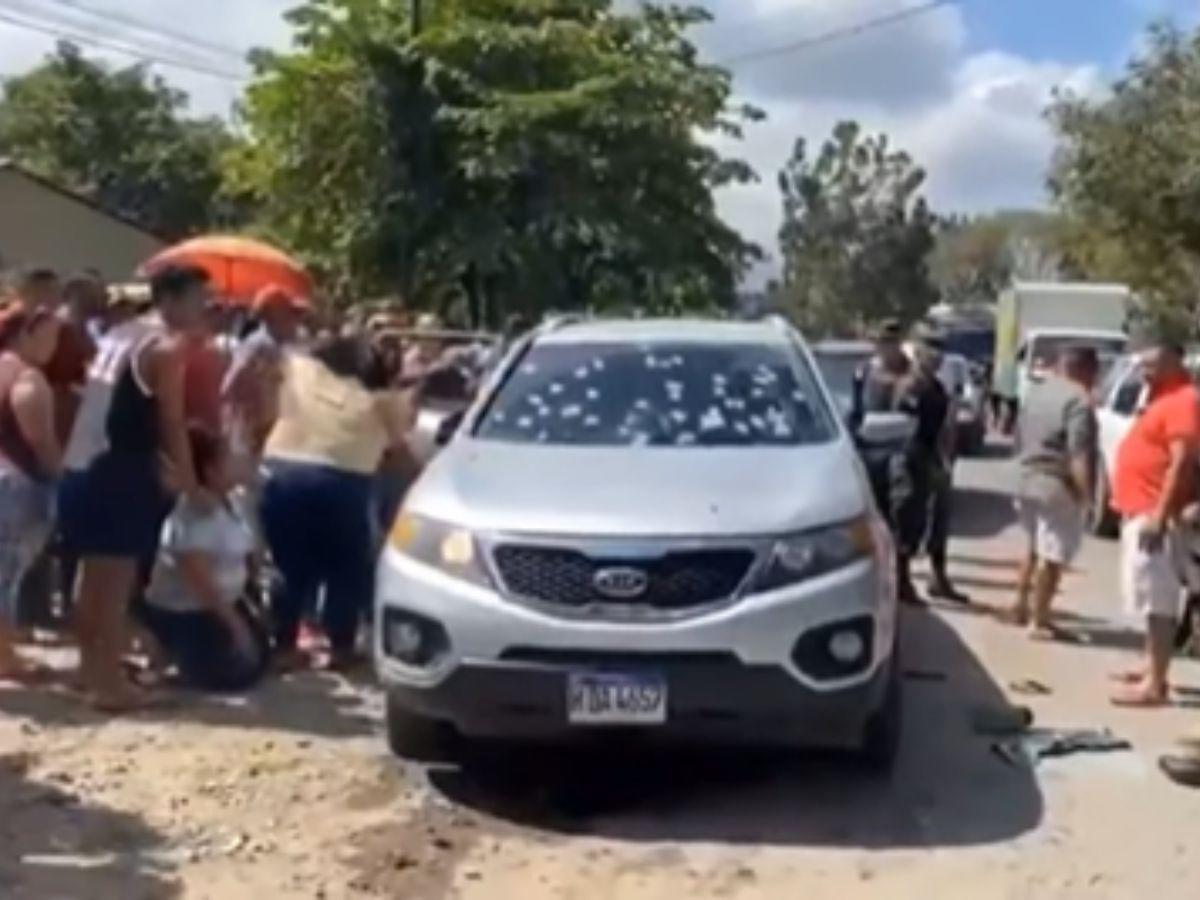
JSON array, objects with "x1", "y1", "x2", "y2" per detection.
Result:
[
  {"x1": 852, "y1": 321, "x2": 922, "y2": 604},
  {"x1": 899, "y1": 331, "x2": 969, "y2": 606}
]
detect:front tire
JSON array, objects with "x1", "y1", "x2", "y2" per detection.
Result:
[{"x1": 386, "y1": 691, "x2": 455, "y2": 762}]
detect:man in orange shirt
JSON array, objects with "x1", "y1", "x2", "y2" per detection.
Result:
[{"x1": 1111, "y1": 340, "x2": 1200, "y2": 707}]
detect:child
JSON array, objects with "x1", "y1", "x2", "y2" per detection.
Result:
[{"x1": 136, "y1": 428, "x2": 268, "y2": 692}]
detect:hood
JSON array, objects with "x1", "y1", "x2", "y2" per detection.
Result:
[{"x1": 406, "y1": 438, "x2": 869, "y2": 538}]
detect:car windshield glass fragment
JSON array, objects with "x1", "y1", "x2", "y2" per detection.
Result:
[{"x1": 477, "y1": 341, "x2": 835, "y2": 447}]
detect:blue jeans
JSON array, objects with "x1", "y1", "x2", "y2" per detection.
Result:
[{"x1": 260, "y1": 461, "x2": 375, "y2": 654}]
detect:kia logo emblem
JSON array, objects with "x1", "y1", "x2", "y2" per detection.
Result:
[{"x1": 593, "y1": 567, "x2": 649, "y2": 600}]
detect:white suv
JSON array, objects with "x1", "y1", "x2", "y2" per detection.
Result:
[{"x1": 375, "y1": 318, "x2": 901, "y2": 766}]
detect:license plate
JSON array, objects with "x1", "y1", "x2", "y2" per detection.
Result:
[{"x1": 567, "y1": 672, "x2": 667, "y2": 725}]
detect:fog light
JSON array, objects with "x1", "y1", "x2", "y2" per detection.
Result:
[
  {"x1": 381, "y1": 609, "x2": 449, "y2": 667},
  {"x1": 828, "y1": 630, "x2": 865, "y2": 665},
  {"x1": 388, "y1": 621, "x2": 425, "y2": 660}
]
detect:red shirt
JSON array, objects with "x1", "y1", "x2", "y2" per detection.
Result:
[
  {"x1": 184, "y1": 336, "x2": 228, "y2": 435},
  {"x1": 1113, "y1": 374, "x2": 1200, "y2": 517}
]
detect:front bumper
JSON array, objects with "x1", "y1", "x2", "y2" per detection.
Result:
[
  {"x1": 374, "y1": 545, "x2": 896, "y2": 748},
  {"x1": 385, "y1": 653, "x2": 891, "y2": 748}
]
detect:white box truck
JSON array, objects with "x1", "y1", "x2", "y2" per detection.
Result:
[{"x1": 993, "y1": 282, "x2": 1131, "y2": 410}]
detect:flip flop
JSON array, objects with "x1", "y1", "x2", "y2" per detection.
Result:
[
  {"x1": 88, "y1": 685, "x2": 173, "y2": 714},
  {"x1": 1159, "y1": 754, "x2": 1200, "y2": 788},
  {"x1": 0, "y1": 662, "x2": 58, "y2": 686},
  {"x1": 1002, "y1": 607, "x2": 1030, "y2": 627},
  {"x1": 1110, "y1": 688, "x2": 1170, "y2": 708},
  {"x1": 1029, "y1": 624, "x2": 1076, "y2": 643}
]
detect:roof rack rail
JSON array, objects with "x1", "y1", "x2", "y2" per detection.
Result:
[{"x1": 538, "y1": 314, "x2": 588, "y2": 334}]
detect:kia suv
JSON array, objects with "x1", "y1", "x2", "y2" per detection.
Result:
[{"x1": 375, "y1": 317, "x2": 901, "y2": 766}]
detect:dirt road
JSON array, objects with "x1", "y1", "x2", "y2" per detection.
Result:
[{"x1": 3, "y1": 447, "x2": 1199, "y2": 899}]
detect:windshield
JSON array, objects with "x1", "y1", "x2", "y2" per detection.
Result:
[
  {"x1": 813, "y1": 351, "x2": 871, "y2": 415},
  {"x1": 476, "y1": 341, "x2": 836, "y2": 448},
  {"x1": 943, "y1": 329, "x2": 994, "y2": 362}
]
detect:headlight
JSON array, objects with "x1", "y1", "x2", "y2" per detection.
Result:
[
  {"x1": 751, "y1": 517, "x2": 876, "y2": 593},
  {"x1": 388, "y1": 513, "x2": 492, "y2": 587}
]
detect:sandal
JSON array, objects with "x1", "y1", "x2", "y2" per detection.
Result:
[
  {"x1": 0, "y1": 661, "x2": 58, "y2": 686},
  {"x1": 1029, "y1": 624, "x2": 1072, "y2": 643},
  {"x1": 1003, "y1": 606, "x2": 1030, "y2": 628},
  {"x1": 1110, "y1": 686, "x2": 1170, "y2": 708},
  {"x1": 271, "y1": 648, "x2": 312, "y2": 674},
  {"x1": 88, "y1": 682, "x2": 171, "y2": 714}
]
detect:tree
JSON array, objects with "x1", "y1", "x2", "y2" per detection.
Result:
[
  {"x1": 1048, "y1": 24, "x2": 1200, "y2": 334},
  {"x1": 931, "y1": 210, "x2": 1066, "y2": 306},
  {"x1": 775, "y1": 121, "x2": 937, "y2": 334},
  {"x1": 231, "y1": 0, "x2": 761, "y2": 319},
  {"x1": 0, "y1": 42, "x2": 244, "y2": 239}
]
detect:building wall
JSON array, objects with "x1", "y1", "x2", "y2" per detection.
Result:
[{"x1": 0, "y1": 169, "x2": 165, "y2": 282}]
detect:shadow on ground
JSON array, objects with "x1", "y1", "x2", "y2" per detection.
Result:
[
  {"x1": 0, "y1": 671, "x2": 379, "y2": 740},
  {"x1": 426, "y1": 611, "x2": 1044, "y2": 849},
  {"x1": 950, "y1": 486, "x2": 1017, "y2": 540},
  {"x1": 0, "y1": 751, "x2": 181, "y2": 899}
]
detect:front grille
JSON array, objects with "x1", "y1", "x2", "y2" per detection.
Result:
[{"x1": 492, "y1": 545, "x2": 755, "y2": 611}]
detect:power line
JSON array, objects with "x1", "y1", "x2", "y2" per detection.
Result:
[
  {"x1": 0, "y1": 0, "x2": 246, "y2": 72},
  {"x1": 47, "y1": 0, "x2": 248, "y2": 63},
  {"x1": 0, "y1": 7, "x2": 249, "y2": 82},
  {"x1": 718, "y1": 0, "x2": 960, "y2": 67}
]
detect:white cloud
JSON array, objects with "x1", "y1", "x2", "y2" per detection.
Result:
[
  {"x1": 695, "y1": 0, "x2": 967, "y2": 107},
  {"x1": 708, "y1": 21, "x2": 1105, "y2": 286}
]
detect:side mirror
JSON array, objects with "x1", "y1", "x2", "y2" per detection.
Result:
[
  {"x1": 858, "y1": 412, "x2": 917, "y2": 447},
  {"x1": 435, "y1": 409, "x2": 466, "y2": 447}
]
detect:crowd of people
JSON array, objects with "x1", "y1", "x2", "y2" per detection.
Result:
[
  {"x1": 0, "y1": 263, "x2": 474, "y2": 712},
  {"x1": 854, "y1": 322, "x2": 1200, "y2": 784}
]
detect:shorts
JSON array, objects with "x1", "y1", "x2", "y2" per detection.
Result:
[
  {"x1": 0, "y1": 471, "x2": 53, "y2": 624},
  {"x1": 58, "y1": 453, "x2": 170, "y2": 564},
  {"x1": 1016, "y1": 494, "x2": 1083, "y2": 566},
  {"x1": 1121, "y1": 515, "x2": 1184, "y2": 620}
]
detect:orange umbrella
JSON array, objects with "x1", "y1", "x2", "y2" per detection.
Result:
[{"x1": 139, "y1": 235, "x2": 313, "y2": 305}]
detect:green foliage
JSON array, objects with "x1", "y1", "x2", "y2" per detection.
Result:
[
  {"x1": 0, "y1": 42, "x2": 243, "y2": 239},
  {"x1": 775, "y1": 121, "x2": 937, "y2": 335},
  {"x1": 1048, "y1": 24, "x2": 1200, "y2": 334},
  {"x1": 232, "y1": 0, "x2": 761, "y2": 320}
]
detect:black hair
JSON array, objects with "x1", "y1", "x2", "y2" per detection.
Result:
[
  {"x1": 62, "y1": 273, "x2": 104, "y2": 303},
  {"x1": 310, "y1": 334, "x2": 394, "y2": 390},
  {"x1": 18, "y1": 266, "x2": 58, "y2": 294},
  {"x1": 150, "y1": 264, "x2": 209, "y2": 306},
  {"x1": 1061, "y1": 345, "x2": 1100, "y2": 377}
]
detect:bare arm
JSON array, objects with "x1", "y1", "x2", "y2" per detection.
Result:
[
  {"x1": 378, "y1": 389, "x2": 419, "y2": 450},
  {"x1": 1151, "y1": 438, "x2": 1191, "y2": 528},
  {"x1": 11, "y1": 371, "x2": 62, "y2": 476},
  {"x1": 146, "y1": 338, "x2": 199, "y2": 496}
]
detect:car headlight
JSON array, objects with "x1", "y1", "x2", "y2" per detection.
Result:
[
  {"x1": 751, "y1": 517, "x2": 876, "y2": 593},
  {"x1": 388, "y1": 513, "x2": 492, "y2": 587}
]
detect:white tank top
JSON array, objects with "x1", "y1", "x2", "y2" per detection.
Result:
[{"x1": 63, "y1": 317, "x2": 160, "y2": 472}]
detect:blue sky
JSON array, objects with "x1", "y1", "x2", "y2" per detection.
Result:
[
  {"x1": 1, "y1": 0, "x2": 1198, "y2": 281},
  {"x1": 963, "y1": 0, "x2": 1198, "y2": 66}
]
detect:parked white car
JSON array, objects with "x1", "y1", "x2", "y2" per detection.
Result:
[{"x1": 1090, "y1": 354, "x2": 1143, "y2": 537}]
